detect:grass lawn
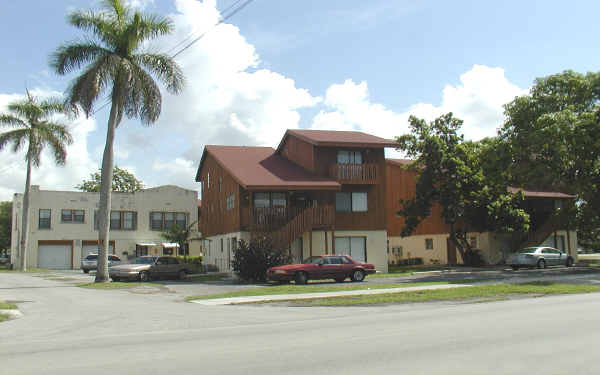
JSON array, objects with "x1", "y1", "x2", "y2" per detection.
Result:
[
  {"x1": 0, "y1": 266, "x2": 53, "y2": 273},
  {"x1": 0, "y1": 301, "x2": 17, "y2": 310},
  {"x1": 370, "y1": 265, "x2": 451, "y2": 278},
  {"x1": 0, "y1": 313, "x2": 11, "y2": 322},
  {"x1": 77, "y1": 282, "x2": 160, "y2": 289},
  {"x1": 289, "y1": 282, "x2": 600, "y2": 306},
  {"x1": 185, "y1": 281, "x2": 450, "y2": 301}
]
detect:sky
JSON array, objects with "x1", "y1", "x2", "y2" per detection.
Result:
[{"x1": 0, "y1": 0, "x2": 598, "y2": 201}]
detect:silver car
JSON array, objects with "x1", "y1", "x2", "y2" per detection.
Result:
[
  {"x1": 81, "y1": 254, "x2": 122, "y2": 273},
  {"x1": 508, "y1": 247, "x2": 574, "y2": 270}
]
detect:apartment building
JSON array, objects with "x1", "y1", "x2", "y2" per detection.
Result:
[
  {"x1": 196, "y1": 129, "x2": 398, "y2": 273},
  {"x1": 11, "y1": 185, "x2": 200, "y2": 269}
]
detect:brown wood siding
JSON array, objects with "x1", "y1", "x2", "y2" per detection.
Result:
[
  {"x1": 198, "y1": 153, "x2": 242, "y2": 237},
  {"x1": 280, "y1": 135, "x2": 315, "y2": 172},
  {"x1": 314, "y1": 147, "x2": 387, "y2": 231},
  {"x1": 385, "y1": 163, "x2": 449, "y2": 236}
]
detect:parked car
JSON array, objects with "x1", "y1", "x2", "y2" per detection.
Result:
[
  {"x1": 0, "y1": 253, "x2": 9, "y2": 265},
  {"x1": 109, "y1": 256, "x2": 192, "y2": 282},
  {"x1": 267, "y1": 255, "x2": 376, "y2": 284},
  {"x1": 507, "y1": 247, "x2": 574, "y2": 270},
  {"x1": 81, "y1": 254, "x2": 122, "y2": 273}
]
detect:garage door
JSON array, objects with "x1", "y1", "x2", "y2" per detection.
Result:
[
  {"x1": 38, "y1": 244, "x2": 71, "y2": 269},
  {"x1": 334, "y1": 237, "x2": 366, "y2": 263},
  {"x1": 81, "y1": 243, "x2": 114, "y2": 258}
]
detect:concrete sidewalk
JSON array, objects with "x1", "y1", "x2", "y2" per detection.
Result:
[{"x1": 190, "y1": 283, "x2": 472, "y2": 306}]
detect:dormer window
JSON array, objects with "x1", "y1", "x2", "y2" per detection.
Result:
[{"x1": 337, "y1": 150, "x2": 362, "y2": 164}]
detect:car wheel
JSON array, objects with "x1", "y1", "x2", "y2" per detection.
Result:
[
  {"x1": 334, "y1": 277, "x2": 345, "y2": 283},
  {"x1": 139, "y1": 271, "x2": 151, "y2": 282},
  {"x1": 537, "y1": 259, "x2": 546, "y2": 269},
  {"x1": 351, "y1": 269, "x2": 365, "y2": 282},
  {"x1": 178, "y1": 270, "x2": 187, "y2": 281},
  {"x1": 511, "y1": 266, "x2": 519, "y2": 271},
  {"x1": 83, "y1": 269, "x2": 89, "y2": 274},
  {"x1": 566, "y1": 257, "x2": 574, "y2": 267},
  {"x1": 295, "y1": 272, "x2": 308, "y2": 285},
  {"x1": 111, "y1": 276, "x2": 120, "y2": 282},
  {"x1": 277, "y1": 280, "x2": 290, "y2": 284}
]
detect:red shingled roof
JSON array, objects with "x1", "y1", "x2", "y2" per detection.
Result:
[
  {"x1": 508, "y1": 187, "x2": 575, "y2": 199},
  {"x1": 276, "y1": 129, "x2": 397, "y2": 152},
  {"x1": 196, "y1": 145, "x2": 341, "y2": 191}
]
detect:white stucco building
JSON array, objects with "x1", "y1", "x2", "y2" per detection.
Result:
[{"x1": 11, "y1": 185, "x2": 201, "y2": 269}]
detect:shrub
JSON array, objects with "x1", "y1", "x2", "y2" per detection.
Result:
[
  {"x1": 175, "y1": 255, "x2": 203, "y2": 265},
  {"x1": 231, "y1": 238, "x2": 291, "y2": 282}
]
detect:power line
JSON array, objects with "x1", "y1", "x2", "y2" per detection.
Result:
[{"x1": 90, "y1": 0, "x2": 255, "y2": 116}]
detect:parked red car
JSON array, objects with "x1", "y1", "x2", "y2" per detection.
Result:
[{"x1": 267, "y1": 255, "x2": 376, "y2": 284}]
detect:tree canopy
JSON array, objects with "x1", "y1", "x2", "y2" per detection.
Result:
[
  {"x1": 396, "y1": 113, "x2": 530, "y2": 264},
  {"x1": 76, "y1": 166, "x2": 144, "y2": 193},
  {"x1": 160, "y1": 221, "x2": 202, "y2": 257},
  {"x1": 500, "y1": 70, "x2": 600, "y2": 248}
]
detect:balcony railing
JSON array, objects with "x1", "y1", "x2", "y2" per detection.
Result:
[
  {"x1": 251, "y1": 205, "x2": 334, "y2": 233},
  {"x1": 329, "y1": 163, "x2": 378, "y2": 184}
]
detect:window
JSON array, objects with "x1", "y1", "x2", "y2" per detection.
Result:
[
  {"x1": 207, "y1": 173, "x2": 210, "y2": 189},
  {"x1": 425, "y1": 238, "x2": 434, "y2": 250},
  {"x1": 150, "y1": 212, "x2": 187, "y2": 231},
  {"x1": 218, "y1": 176, "x2": 222, "y2": 192},
  {"x1": 220, "y1": 238, "x2": 223, "y2": 252},
  {"x1": 393, "y1": 247, "x2": 403, "y2": 256},
  {"x1": 335, "y1": 192, "x2": 367, "y2": 212},
  {"x1": 329, "y1": 257, "x2": 343, "y2": 265},
  {"x1": 163, "y1": 247, "x2": 173, "y2": 255},
  {"x1": 178, "y1": 243, "x2": 189, "y2": 256},
  {"x1": 95, "y1": 211, "x2": 137, "y2": 230},
  {"x1": 253, "y1": 192, "x2": 286, "y2": 208},
  {"x1": 335, "y1": 237, "x2": 367, "y2": 262},
  {"x1": 39, "y1": 209, "x2": 51, "y2": 229},
  {"x1": 337, "y1": 150, "x2": 362, "y2": 164},
  {"x1": 226, "y1": 194, "x2": 235, "y2": 210},
  {"x1": 61, "y1": 209, "x2": 84, "y2": 223}
]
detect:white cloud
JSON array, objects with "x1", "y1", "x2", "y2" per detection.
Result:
[
  {"x1": 152, "y1": 0, "x2": 320, "y2": 163},
  {"x1": 0, "y1": 89, "x2": 98, "y2": 201},
  {"x1": 151, "y1": 157, "x2": 197, "y2": 191},
  {"x1": 310, "y1": 65, "x2": 528, "y2": 157},
  {"x1": 125, "y1": 0, "x2": 155, "y2": 9}
]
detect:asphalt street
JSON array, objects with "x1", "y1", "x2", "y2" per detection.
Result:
[{"x1": 1, "y1": 272, "x2": 600, "y2": 375}]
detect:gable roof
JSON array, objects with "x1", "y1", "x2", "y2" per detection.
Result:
[
  {"x1": 276, "y1": 129, "x2": 397, "y2": 153},
  {"x1": 196, "y1": 145, "x2": 340, "y2": 191}
]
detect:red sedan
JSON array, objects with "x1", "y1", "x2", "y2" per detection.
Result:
[{"x1": 267, "y1": 255, "x2": 376, "y2": 284}]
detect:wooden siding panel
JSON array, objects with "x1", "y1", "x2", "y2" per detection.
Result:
[
  {"x1": 385, "y1": 163, "x2": 449, "y2": 236},
  {"x1": 281, "y1": 135, "x2": 315, "y2": 172},
  {"x1": 198, "y1": 154, "x2": 242, "y2": 237}
]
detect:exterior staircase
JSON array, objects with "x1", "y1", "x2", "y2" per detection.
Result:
[{"x1": 518, "y1": 214, "x2": 560, "y2": 249}]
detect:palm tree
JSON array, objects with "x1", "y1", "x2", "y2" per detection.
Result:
[
  {"x1": 0, "y1": 91, "x2": 73, "y2": 271},
  {"x1": 50, "y1": 0, "x2": 185, "y2": 282}
]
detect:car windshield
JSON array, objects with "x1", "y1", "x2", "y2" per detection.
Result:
[
  {"x1": 85, "y1": 255, "x2": 97, "y2": 260},
  {"x1": 132, "y1": 257, "x2": 156, "y2": 264},
  {"x1": 518, "y1": 248, "x2": 538, "y2": 254},
  {"x1": 302, "y1": 256, "x2": 323, "y2": 264}
]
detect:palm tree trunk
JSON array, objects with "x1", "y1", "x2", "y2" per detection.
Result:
[
  {"x1": 95, "y1": 99, "x2": 119, "y2": 283},
  {"x1": 19, "y1": 149, "x2": 33, "y2": 272}
]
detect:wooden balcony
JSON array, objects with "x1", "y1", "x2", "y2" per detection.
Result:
[
  {"x1": 250, "y1": 205, "x2": 334, "y2": 233},
  {"x1": 329, "y1": 163, "x2": 378, "y2": 184}
]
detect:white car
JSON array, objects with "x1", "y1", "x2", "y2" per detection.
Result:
[
  {"x1": 81, "y1": 254, "x2": 122, "y2": 273},
  {"x1": 508, "y1": 247, "x2": 574, "y2": 270}
]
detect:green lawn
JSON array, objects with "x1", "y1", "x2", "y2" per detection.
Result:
[
  {"x1": 0, "y1": 266, "x2": 53, "y2": 273},
  {"x1": 77, "y1": 282, "x2": 160, "y2": 289},
  {"x1": 370, "y1": 265, "x2": 450, "y2": 278},
  {"x1": 289, "y1": 282, "x2": 600, "y2": 306},
  {"x1": 0, "y1": 313, "x2": 11, "y2": 322},
  {"x1": 0, "y1": 301, "x2": 17, "y2": 310},
  {"x1": 185, "y1": 281, "x2": 450, "y2": 301}
]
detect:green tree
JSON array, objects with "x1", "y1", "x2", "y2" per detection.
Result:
[
  {"x1": 76, "y1": 166, "x2": 144, "y2": 193},
  {"x1": 500, "y1": 70, "x2": 600, "y2": 248},
  {"x1": 396, "y1": 113, "x2": 530, "y2": 265},
  {"x1": 0, "y1": 92, "x2": 73, "y2": 271},
  {"x1": 51, "y1": 0, "x2": 185, "y2": 282},
  {"x1": 0, "y1": 201, "x2": 12, "y2": 254},
  {"x1": 160, "y1": 221, "x2": 203, "y2": 260}
]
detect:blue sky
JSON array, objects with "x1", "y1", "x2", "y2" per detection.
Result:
[{"x1": 0, "y1": 0, "x2": 598, "y2": 199}]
